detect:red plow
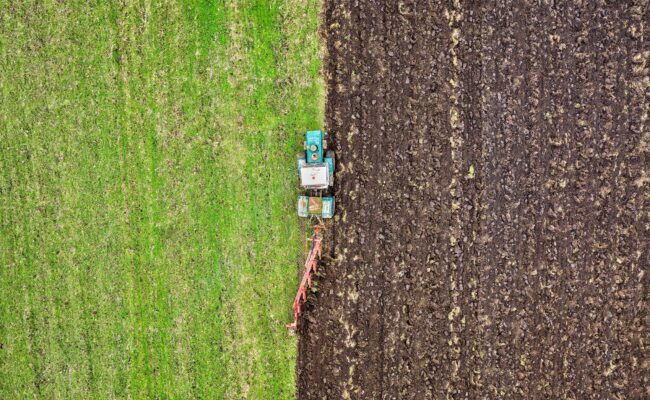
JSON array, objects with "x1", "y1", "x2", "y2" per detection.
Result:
[{"x1": 287, "y1": 223, "x2": 324, "y2": 330}]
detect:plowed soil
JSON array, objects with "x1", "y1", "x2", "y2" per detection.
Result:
[{"x1": 297, "y1": 1, "x2": 648, "y2": 399}]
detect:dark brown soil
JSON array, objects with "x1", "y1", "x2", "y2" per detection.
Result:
[{"x1": 297, "y1": 1, "x2": 649, "y2": 399}]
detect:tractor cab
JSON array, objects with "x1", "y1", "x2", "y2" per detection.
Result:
[{"x1": 297, "y1": 130, "x2": 335, "y2": 218}]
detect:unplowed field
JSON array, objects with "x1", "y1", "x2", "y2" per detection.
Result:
[{"x1": 298, "y1": 1, "x2": 648, "y2": 399}]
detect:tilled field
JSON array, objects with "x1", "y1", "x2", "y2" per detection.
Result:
[{"x1": 298, "y1": 1, "x2": 648, "y2": 399}]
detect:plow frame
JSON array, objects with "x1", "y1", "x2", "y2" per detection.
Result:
[{"x1": 287, "y1": 223, "x2": 323, "y2": 330}]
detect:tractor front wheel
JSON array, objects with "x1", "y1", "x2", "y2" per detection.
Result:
[{"x1": 326, "y1": 150, "x2": 335, "y2": 187}]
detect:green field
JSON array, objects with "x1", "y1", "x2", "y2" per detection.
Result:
[{"x1": 0, "y1": 1, "x2": 323, "y2": 398}]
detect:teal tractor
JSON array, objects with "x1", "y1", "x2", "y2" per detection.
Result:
[{"x1": 297, "y1": 130, "x2": 335, "y2": 218}]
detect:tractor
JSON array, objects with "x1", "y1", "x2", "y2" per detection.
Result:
[
  {"x1": 297, "y1": 130, "x2": 335, "y2": 218},
  {"x1": 288, "y1": 130, "x2": 335, "y2": 330}
]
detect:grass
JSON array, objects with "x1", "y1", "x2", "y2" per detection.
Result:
[{"x1": 0, "y1": 0, "x2": 324, "y2": 398}]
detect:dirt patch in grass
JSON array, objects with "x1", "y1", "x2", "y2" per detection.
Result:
[{"x1": 297, "y1": 2, "x2": 649, "y2": 399}]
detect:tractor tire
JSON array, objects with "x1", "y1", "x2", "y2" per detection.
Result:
[
  {"x1": 297, "y1": 152, "x2": 306, "y2": 176},
  {"x1": 326, "y1": 150, "x2": 335, "y2": 187}
]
